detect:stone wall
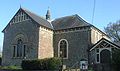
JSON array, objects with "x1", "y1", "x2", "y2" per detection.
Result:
[
  {"x1": 38, "y1": 26, "x2": 54, "y2": 59},
  {"x1": 53, "y1": 27, "x2": 91, "y2": 68},
  {"x1": 2, "y1": 19, "x2": 39, "y2": 66},
  {"x1": 90, "y1": 27, "x2": 110, "y2": 44}
]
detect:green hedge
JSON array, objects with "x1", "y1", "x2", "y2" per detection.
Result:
[
  {"x1": 21, "y1": 57, "x2": 61, "y2": 70},
  {"x1": 0, "y1": 66, "x2": 22, "y2": 70}
]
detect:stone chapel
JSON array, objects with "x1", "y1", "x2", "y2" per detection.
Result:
[{"x1": 2, "y1": 8, "x2": 120, "y2": 70}]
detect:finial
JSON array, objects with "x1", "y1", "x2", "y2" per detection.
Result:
[
  {"x1": 20, "y1": 4, "x2": 21, "y2": 9},
  {"x1": 48, "y1": 6, "x2": 50, "y2": 10}
]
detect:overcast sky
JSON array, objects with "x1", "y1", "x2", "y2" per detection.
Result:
[{"x1": 0, "y1": 0, "x2": 120, "y2": 51}]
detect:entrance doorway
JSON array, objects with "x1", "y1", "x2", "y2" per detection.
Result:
[
  {"x1": 100, "y1": 49, "x2": 111, "y2": 64},
  {"x1": 100, "y1": 49, "x2": 111, "y2": 71}
]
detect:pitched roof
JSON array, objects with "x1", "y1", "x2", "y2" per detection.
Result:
[
  {"x1": 89, "y1": 38, "x2": 120, "y2": 51},
  {"x1": 51, "y1": 14, "x2": 91, "y2": 30},
  {"x1": 2, "y1": 8, "x2": 53, "y2": 32},
  {"x1": 2, "y1": 8, "x2": 109, "y2": 36},
  {"x1": 22, "y1": 8, "x2": 53, "y2": 29}
]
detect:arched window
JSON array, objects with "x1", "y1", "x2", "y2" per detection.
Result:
[
  {"x1": 58, "y1": 39, "x2": 68, "y2": 59},
  {"x1": 17, "y1": 39, "x2": 23, "y2": 57},
  {"x1": 13, "y1": 38, "x2": 26, "y2": 58}
]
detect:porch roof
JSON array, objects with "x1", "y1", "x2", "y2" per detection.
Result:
[{"x1": 89, "y1": 38, "x2": 120, "y2": 51}]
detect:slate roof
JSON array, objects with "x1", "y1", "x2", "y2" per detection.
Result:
[
  {"x1": 2, "y1": 8, "x2": 107, "y2": 34},
  {"x1": 51, "y1": 14, "x2": 91, "y2": 30},
  {"x1": 22, "y1": 8, "x2": 53, "y2": 29}
]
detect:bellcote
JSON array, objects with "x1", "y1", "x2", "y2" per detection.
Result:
[{"x1": 46, "y1": 8, "x2": 51, "y2": 21}]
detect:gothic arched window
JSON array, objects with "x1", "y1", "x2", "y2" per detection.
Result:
[{"x1": 58, "y1": 39, "x2": 68, "y2": 59}]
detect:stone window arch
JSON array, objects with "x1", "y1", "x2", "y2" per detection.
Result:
[
  {"x1": 12, "y1": 34, "x2": 27, "y2": 58},
  {"x1": 58, "y1": 39, "x2": 68, "y2": 59}
]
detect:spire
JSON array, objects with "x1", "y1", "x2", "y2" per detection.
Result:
[{"x1": 46, "y1": 7, "x2": 51, "y2": 20}]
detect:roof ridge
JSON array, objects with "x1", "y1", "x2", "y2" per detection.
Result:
[
  {"x1": 52, "y1": 14, "x2": 76, "y2": 21},
  {"x1": 75, "y1": 14, "x2": 90, "y2": 25}
]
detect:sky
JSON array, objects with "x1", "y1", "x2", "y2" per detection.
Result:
[{"x1": 0, "y1": 0, "x2": 120, "y2": 51}]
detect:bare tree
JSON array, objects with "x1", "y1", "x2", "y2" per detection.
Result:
[{"x1": 104, "y1": 20, "x2": 120, "y2": 42}]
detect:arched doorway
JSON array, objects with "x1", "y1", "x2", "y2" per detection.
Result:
[
  {"x1": 100, "y1": 49, "x2": 111, "y2": 64},
  {"x1": 100, "y1": 49, "x2": 111, "y2": 71}
]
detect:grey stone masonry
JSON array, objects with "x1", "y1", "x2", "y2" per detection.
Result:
[
  {"x1": 2, "y1": 19, "x2": 39, "y2": 66},
  {"x1": 53, "y1": 27, "x2": 91, "y2": 68}
]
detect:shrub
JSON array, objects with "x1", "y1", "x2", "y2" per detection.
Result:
[
  {"x1": 21, "y1": 57, "x2": 61, "y2": 70},
  {"x1": 47, "y1": 58, "x2": 61, "y2": 70},
  {"x1": 0, "y1": 66, "x2": 21, "y2": 70},
  {"x1": 21, "y1": 60, "x2": 40, "y2": 70}
]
